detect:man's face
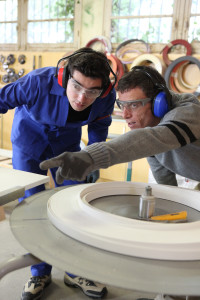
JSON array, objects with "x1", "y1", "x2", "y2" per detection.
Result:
[
  {"x1": 66, "y1": 70, "x2": 103, "y2": 111},
  {"x1": 118, "y1": 87, "x2": 160, "y2": 130}
]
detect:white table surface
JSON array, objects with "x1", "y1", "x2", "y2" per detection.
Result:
[{"x1": 0, "y1": 167, "x2": 49, "y2": 204}]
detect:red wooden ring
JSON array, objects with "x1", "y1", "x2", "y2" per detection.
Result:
[{"x1": 162, "y1": 39, "x2": 192, "y2": 66}]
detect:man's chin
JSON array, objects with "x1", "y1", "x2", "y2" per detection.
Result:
[{"x1": 72, "y1": 103, "x2": 86, "y2": 111}]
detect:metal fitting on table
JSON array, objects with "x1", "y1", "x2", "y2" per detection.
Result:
[{"x1": 139, "y1": 185, "x2": 156, "y2": 219}]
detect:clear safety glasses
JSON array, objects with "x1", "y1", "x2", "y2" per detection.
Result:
[
  {"x1": 116, "y1": 98, "x2": 152, "y2": 111},
  {"x1": 69, "y1": 76, "x2": 103, "y2": 100}
]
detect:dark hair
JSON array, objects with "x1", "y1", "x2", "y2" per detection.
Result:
[
  {"x1": 67, "y1": 47, "x2": 111, "y2": 89},
  {"x1": 117, "y1": 66, "x2": 167, "y2": 98}
]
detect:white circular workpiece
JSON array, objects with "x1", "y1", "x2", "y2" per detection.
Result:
[
  {"x1": 47, "y1": 182, "x2": 200, "y2": 261},
  {"x1": 11, "y1": 186, "x2": 200, "y2": 295}
]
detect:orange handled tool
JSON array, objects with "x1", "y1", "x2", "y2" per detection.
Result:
[{"x1": 150, "y1": 211, "x2": 187, "y2": 221}]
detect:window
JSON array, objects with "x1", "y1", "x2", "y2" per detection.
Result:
[
  {"x1": 103, "y1": 0, "x2": 200, "y2": 53},
  {"x1": 0, "y1": 0, "x2": 18, "y2": 44},
  {"x1": 188, "y1": 0, "x2": 200, "y2": 42},
  {"x1": 0, "y1": 0, "x2": 81, "y2": 51},
  {"x1": 110, "y1": 0, "x2": 174, "y2": 44}
]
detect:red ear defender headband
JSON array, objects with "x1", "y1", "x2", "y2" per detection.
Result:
[
  {"x1": 55, "y1": 49, "x2": 117, "y2": 98},
  {"x1": 57, "y1": 67, "x2": 64, "y2": 87}
]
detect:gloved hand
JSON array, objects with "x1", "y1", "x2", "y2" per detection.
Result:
[
  {"x1": 39, "y1": 150, "x2": 94, "y2": 184},
  {"x1": 86, "y1": 170, "x2": 100, "y2": 183}
]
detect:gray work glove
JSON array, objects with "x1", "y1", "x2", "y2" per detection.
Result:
[
  {"x1": 86, "y1": 170, "x2": 100, "y2": 183},
  {"x1": 39, "y1": 150, "x2": 94, "y2": 184}
]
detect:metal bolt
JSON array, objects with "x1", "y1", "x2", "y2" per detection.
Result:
[{"x1": 139, "y1": 185, "x2": 156, "y2": 219}]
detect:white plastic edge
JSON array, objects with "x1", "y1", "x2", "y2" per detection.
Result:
[{"x1": 47, "y1": 181, "x2": 200, "y2": 261}]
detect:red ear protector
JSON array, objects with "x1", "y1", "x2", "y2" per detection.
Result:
[
  {"x1": 133, "y1": 66, "x2": 172, "y2": 118},
  {"x1": 55, "y1": 49, "x2": 117, "y2": 98}
]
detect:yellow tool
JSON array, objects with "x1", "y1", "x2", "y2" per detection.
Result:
[{"x1": 150, "y1": 211, "x2": 187, "y2": 221}]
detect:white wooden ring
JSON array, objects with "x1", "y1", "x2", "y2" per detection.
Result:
[{"x1": 47, "y1": 181, "x2": 200, "y2": 261}]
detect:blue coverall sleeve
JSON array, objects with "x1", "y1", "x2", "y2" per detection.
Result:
[
  {"x1": 87, "y1": 89, "x2": 116, "y2": 145},
  {"x1": 0, "y1": 73, "x2": 38, "y2": 113}
]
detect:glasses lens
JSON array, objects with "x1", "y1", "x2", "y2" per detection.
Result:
[
  {"x1": 85, "y1": 89, "x2": 101, "y2": 99},
  {"x1": 116, "y1": 98, "x2": 151, "y2": 110},
  {"x1": 71, "y1": 81, "x2": 81, "y2": 92},
  {"x1": 70, "y1": 77, "x2": 102, "y2": 99},
  {"x1": 116, "y1": 100, "x2": 122, "y2": 110}
]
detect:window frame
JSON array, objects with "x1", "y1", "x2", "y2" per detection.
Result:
[
  {"x1": 0, "y1": 0, "x2": 81, "y2": 51},
  {"x1": 103, "y1": 0, "x2": 200, "y2": 53}
]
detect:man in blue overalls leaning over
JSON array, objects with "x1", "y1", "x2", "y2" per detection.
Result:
[{"x1": 0, "y1": 48, "x2": 116, "y2": 300}]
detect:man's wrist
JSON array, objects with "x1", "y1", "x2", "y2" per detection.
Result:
[{"x1": 84, "y1": 142, "x2": 110, "y2": 169}]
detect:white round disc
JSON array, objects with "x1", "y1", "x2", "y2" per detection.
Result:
[{"x1": 47, "y1": 181, "x2": 200, "y2": 261}]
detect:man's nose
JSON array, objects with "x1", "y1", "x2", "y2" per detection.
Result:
[
  {"x1": 77, "y1": 92, "x2": 87, "y2": 102},
  {"x1": 122, "y1": 107, "x2": 132, "y2": 119}
]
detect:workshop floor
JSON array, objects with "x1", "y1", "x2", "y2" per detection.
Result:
[{"x1": 0, "y1": 200, "x2": 157, "y2": 300}]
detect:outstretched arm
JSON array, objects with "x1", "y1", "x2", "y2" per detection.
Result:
[{"x1": 40, "y1": 122, "x2": 185, "y2": 184}]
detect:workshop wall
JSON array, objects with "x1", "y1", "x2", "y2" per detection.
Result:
[
  {"x1": 81, "y1": 0, "x2": 104, "y2": 46},
  {"x1": 0, "y1": 51, "x2": 67, "y2": 152}
]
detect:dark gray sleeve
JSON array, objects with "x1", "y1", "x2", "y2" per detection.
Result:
[
  {"x1": 84, "y1": 94, "x2": 200, "y2": 173},
  {"x1": 147, "y1": 156, "x2": 178, "y2": 186}
]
